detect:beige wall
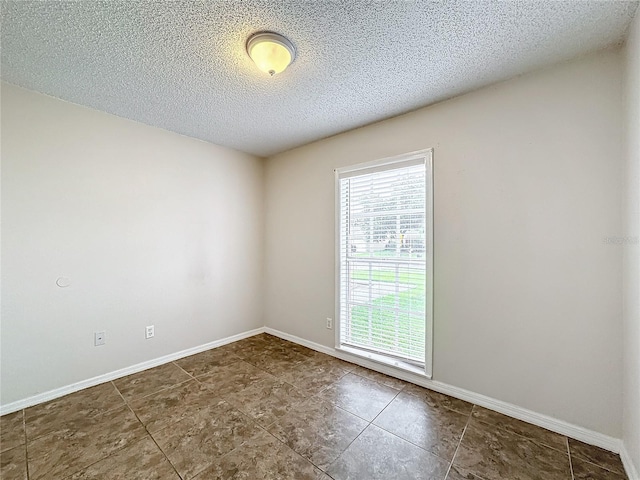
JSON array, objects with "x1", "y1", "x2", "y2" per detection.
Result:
[
  {"x1": 623, "y1": 9, "x2": 640, "y2": 476},
  {"x1": 264, "y1": 50, "x2": 624, "y2": 437},
  {"x1": 0, "y1": 83, "x2": 264, "y2": 405}
]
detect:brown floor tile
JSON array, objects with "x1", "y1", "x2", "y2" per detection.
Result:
[
  {"x1": 228, "y1": 335, "x2": 313, "y2": 366},
  {"x1": 174, "y1": 348, "x2": 241, "y2": 377},
  {"x1": 27, "y1": 405, "x2": 146, "y2": 480},
  {"x1": 129, "y1": 380, "x2": 219, "y2": 433},
  {"x1": 351, "y1": 365, "x2": 408, "y2": 390},
  {"x1": 374, "y1": 391, "x2": 469, "y2": 461},
  {"x1": 113, "y1": 363, "x2": 192, "y2": 400},
  {"x1": 316, "y1": 372, "x2": 399, "y2": 421},
  {"x1": 205, "y1": 341, "x2": 249, "y2": 359},
  {"x1": 252, "y1": 333, "x2": 293, "y2": 348},
  {"x1": 250, "y1": 333, "x2": 280, "y2": 345},
  {"x1": 471, "y1": 405, "x2": 567, "y2": 451},
  {"x1": 446, "y1": 464, "x2": 484, "y2": 480},
  {"x1": 222, "y1": 376, "x2": 308, "y2": 427},
  {"x1": 69, "y1": 437, "x2": 180, "y2": 479},
  {"x1": 0, "y1": 411, "x2": 24, "y2": 453},
  {"x1": 327, "y1": 424, "x2": 450, "y2": 480},
  {"x1": 267, "y1": 396, "x2": 368, "y2": 470},
  {"x1": 244, "y1": 348, "x2": 310, "y2": 377},
  {"x1": 572, "y1": 458, "x2": 628, "y2": 480},
  {"x1": 568, "y1": 439, "x2": 626, "y2": 476},
  {"x1": 218, "y1": 335, "x2": 272, "y2": 358},
  {"x1": 403, "y1": 383, "x2": 474, "y2": 415},
  {"x1": 235, "y1": 333, "x2": 269, "y2": 343},
  {"x1": 264, "y1": 336, "x2": 317, "y2": 358},
  {"x1": 197, "y1": 360, "x2": 273, "y2": 396},
  {"x1": 453, "y1": 418, "x2": 572, "y2": 480},
  {"x1": 25, "y1": 383, "x2": 124, "y2": 441},
  {"x1": 150, "y1": 399, "x2": 261, "y2": 479},
  {"x1": 283, "y1": 343, "x2": 317, "y2": 358},
  {"x1": 306, "y1": 351, "x2": 358, "y2": 372},
  {"x1": 0, "y1": 445, "x2": 27, "y2": 480},
  {"x1": 279, "y1": 356, "x2": 348, "y2": 395},
  {"x1": 193, "y1": 428, "x2": 329, "y2": 480}
]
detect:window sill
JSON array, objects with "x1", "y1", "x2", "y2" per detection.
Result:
[{"x1": 335, "y1": 345, "x2": 428, "y2": 378}]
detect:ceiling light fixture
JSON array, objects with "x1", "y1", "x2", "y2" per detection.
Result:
[{"x1": 246, "y1": 32, "x2": 296, "y2": 76}]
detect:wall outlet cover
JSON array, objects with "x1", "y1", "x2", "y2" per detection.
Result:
[{"x1": 94, "y1": 331, "x2": 106, "y2": 346}]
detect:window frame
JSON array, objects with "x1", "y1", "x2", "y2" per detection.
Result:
[{"x1": 334, "y1": 149, "x2": 434, "y2": 378}]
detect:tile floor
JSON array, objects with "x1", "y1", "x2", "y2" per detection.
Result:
[{"x1": 0, "y1": 333, "x2": 629, "y2": 480}]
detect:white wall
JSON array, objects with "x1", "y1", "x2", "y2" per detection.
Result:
[
  {"x1": 623, "y1": 9, "x2": 640, "y2": 476},
  {"x1": 264, "y1": 50, "x2": 624, "y2": 437},
  {"x1": 0, "y1": 83, "x2": 264, "y2": 405}
]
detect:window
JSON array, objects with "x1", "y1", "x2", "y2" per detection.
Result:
[{"x1": 335, "y1": 150, "x2": 433, "y2": 377}]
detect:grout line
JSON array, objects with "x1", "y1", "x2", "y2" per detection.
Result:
[
  {"x1": 171, "y1": 360, "x2": 205, "y2": 383},
  {"x1": 315, "y1": 401, "x2": 373, "y2": 426},
  {"x1": 111, "y1": 380, "x2": 128, "y2": 404},
  {"x1": 171, "y1": 361, "x2": 198, "y2": 381},
  {"x1": 443, "y1": 404, "x2": 473, "y2": 480},
  {"x1": 114, "y1": 377, "x2": 196, "y2": 404},
  {"x1": 333, "y1": 422, "x2": 370, "y2": 467},
  {"x1": 571, "y1": 456, "x2": 629, "y2": 477},
  {"x1": 257, "y1": 423, "x2": 323, "y2": 467},
  {"x1": 568, "y1": 437, "x2": 576, "y2": 480},
  {"x1": 369, "y1": 388, "x2": 402, "y2": 425},
  {"x1": 118, "y1": 389, "x2": 184, "y2": 480},
  {"x1": 146, "y1": 432, "x2": 184, "y2": 480},
  {"x1": 22, "y1": 409, "x2": 30, "y2": 480},
  {"x1": 370, "y1": 420, "x2": 452, "y2": 463}
]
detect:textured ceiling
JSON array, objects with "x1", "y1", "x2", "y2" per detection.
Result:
[{"x1": 1, "y1": 1, "x2": 638, "y2": 157}]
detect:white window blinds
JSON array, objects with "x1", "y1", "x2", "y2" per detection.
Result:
[{"x1": 337, "y1": 155, "x2": 429, "y2": 365}]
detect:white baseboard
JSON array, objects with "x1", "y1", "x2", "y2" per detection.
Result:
[
  {"x1": 264, "y1": 327, "x2": 622, "y2": 454},
  {"x1": 621, "y1": 442, "x2": 640, "y2": 480},
  {"x1": 0, "y1": 327, "x2": 266, "y2": 416}
]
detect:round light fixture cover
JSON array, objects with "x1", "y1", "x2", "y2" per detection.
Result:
[{"x1": 247, "y1": 32, "x2": 296, "y2": 76}]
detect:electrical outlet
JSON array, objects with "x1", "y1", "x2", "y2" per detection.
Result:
[
  {"x1": 94, "y1": 331, "x2": 106, "y2": 346},
  {"x1": 145, "y1": 325, "x2": 155, "y2": 339},
  {"x1": 326, "y1": 317, "x2": 333, "y2": 329}
]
